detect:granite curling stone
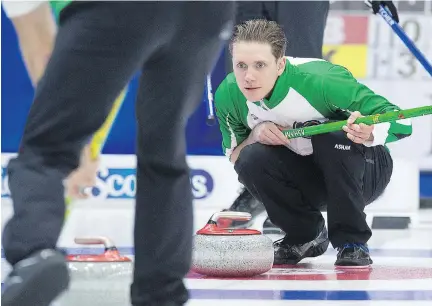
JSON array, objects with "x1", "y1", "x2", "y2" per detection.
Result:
[
  {"x1": 192, "y1": 212, "x2": 274, "y2": 277},
  {"x1": 56, "y1": 237, "x2": 132, "y2": 306}
]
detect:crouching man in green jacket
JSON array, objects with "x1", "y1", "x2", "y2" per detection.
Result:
[{"x1": 215, "y1": 19, "x2": 412, "y2": 267}]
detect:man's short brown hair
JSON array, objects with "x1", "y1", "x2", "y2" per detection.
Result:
[{"x1": 229, "y1": 19, "x2": 287, "y2": 59}]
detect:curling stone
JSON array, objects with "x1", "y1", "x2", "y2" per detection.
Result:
[
  {"x1": 56, "y1": 237, "x2": 132, "y2": 306},
  {"x1": 192, "y1": 212, "x2": 274, "y2": 277}
]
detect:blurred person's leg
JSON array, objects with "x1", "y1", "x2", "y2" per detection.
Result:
[
  {"x1": 1, "y1": 2, "x2": 235, "y2": 305},
  {"x1": 274, "y1": 1, "x2": 329, "y2": 58},
  {"x1": 131, "y1": 2, "x2": 235, "y2": 305}
]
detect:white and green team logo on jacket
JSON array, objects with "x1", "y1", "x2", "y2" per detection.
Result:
[{"x1": 215, "y1": 57, "x2": 412, "y2": 158}]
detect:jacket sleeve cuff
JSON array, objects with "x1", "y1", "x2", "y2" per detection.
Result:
[{"x1": 363, "y1": 122, "x2": 391, "y2": 147}]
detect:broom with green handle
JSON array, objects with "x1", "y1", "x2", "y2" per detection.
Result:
[{"x1": 281, "y1": 106, "x2": 432, "y2": 139}]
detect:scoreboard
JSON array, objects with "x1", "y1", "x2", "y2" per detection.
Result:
[{"x1": 324, "y1": 1, "x2": 432, "y2": 81}]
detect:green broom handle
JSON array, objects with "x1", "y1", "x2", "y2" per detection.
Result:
[{"x1": 282, "y1": 106, "x2": 432, "y2": 139}]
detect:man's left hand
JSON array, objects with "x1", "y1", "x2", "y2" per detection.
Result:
[{"x1": 343, "y1": 111, "x2": 374, "y2": 144}]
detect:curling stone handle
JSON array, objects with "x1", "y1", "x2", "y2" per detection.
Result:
[
  {"x1": 74, "y1": 236, "x2": 116, "y2": 250},
  {"x1": 209, "y1": 211, "x2": 252, "y2": 224}
]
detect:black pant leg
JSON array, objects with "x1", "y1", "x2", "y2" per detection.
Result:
[
  {"x1": 311, "y1": 131, "x2": 393, "y2": 248},
  {"x1": 363, "y1": 145, "x2": 394, "y2": 205},
  {"x1": 234, "y1": 143, "x2": 327, "y2": 244},
  {"x1": 131, "y1": 2, "x2": 235, "y2": 306},
  {"x1": 275, "y1": 1, "x2": 329, "y2": 58}
]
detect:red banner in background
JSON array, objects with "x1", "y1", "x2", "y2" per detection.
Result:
[{"x1": 323, "y1": 15, "x2": 368, "y2": 78}]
